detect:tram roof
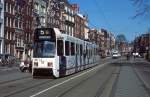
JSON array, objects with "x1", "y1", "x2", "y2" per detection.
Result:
[{"x1": 54, "y1": 28, "x2": 99, "y2": 46}]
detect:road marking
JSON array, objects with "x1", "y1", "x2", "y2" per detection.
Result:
[{"x1": 30, "y1": 62, "x2": 109, "y2": 97}]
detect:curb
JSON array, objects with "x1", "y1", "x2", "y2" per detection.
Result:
[{"x1": 0, "y1": 66, "x2": 19, "y2": 72}]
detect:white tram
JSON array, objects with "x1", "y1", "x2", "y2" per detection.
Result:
[{"x1": 32, "y1": 28, "x2": 100, "y2": 77}]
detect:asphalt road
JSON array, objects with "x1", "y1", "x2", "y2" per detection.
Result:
[{"x1": 0, "y1": 57, "x2": 149, "y2": 97}]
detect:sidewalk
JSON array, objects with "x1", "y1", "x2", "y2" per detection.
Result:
[
  {"x1": 0, "y1": 63, "x2": 19, "y2": 72},
  {"x1": 0, "y1": 66, "x2": 19, "y2": 71}
]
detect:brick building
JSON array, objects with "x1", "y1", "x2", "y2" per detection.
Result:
[
  {"x1": 74, "y1": 14, "x2": 86, "y2": 39},
  {"x1": 4, "y1": 0, "x2": 33, "y2": 60},
  {"x1": 134, "y1": 33, "x2": 150, "y2": 53}
]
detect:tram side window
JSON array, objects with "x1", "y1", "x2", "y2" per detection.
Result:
[
  {"x1": 57, "y1": 40, "x2": 64, "y2": 56},
  {"x1": 76, "y1": 44, "x2": 77, "y2": 54},
  {"x1": 76, "y1": 44, "x2": 79, "y2": 55},
  {"x1": 65, "y1": 41, "x2": 70, "y2": 56},
  {"x1": 96, "y1": 48, "x2": 98, "y2": 55},
  {"x1": 80, "y1": 45, "x2": 83, "y2": 55},
  {"x1": 89, "y1": 49, "x2": 91, "y2": 58},
  {"x1": 71, "y1": 42, "x2": 75, "y2": 55}
]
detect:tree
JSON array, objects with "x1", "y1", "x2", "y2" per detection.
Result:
[
  {"x1": 115, "y1": 34, "x2": 127, "y2": 52},
  {"x1": 131, "y1": 0, "x2": 150, "y2": 18},
  {"x1": 116, "y1": 34, "x2": 127, "y2": 44}
]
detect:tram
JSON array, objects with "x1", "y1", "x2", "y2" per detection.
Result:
[{"x1": 32, "y1": 28, "x2": 100, "y2": 77}]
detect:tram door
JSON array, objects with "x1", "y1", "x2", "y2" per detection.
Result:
[
  {"x1": 59, "y1": 56, "x2": 66, "y2": 76},
  {"x1": 57, "y1": 40, "x2": 66, "y2": 76}
]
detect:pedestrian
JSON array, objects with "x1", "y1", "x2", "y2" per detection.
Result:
[
  {"x1": 134, "y1": 53, "x2": 136, "y2": 60},
  {"x1": 126, "y1": 52, "x2": 130, "y2": 60}
]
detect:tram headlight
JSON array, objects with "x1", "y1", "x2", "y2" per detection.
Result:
[
  {"x1": 48, "y1": 62, "x2": 53, "y2": 67},
  {"x1": 34, "y1": 62, "x2": 38, "y2": 67}
]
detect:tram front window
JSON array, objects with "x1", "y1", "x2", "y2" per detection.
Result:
[{"x1": 33, "y1": 41, "x2": 55, "y2": 58}]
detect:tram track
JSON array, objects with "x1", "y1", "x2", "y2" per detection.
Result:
[
  {"x1": 95, "y1": 65, "x2": 121, "y2": 97},
  {"x1": 0, "y1": 76, "x2": 31, "y2": 85},
  {"x1": 56, "y1": 71, "x2": 98, "y2": 97},
  {"x1": 55, "y1": 65, "x2": 116, "y2": 97},
  {"x1": 2, "y1": 78, "x2": 54, "y2": 97},
  {"x1": 94, "y1": 73, "x2": 113, "y2": 97}
]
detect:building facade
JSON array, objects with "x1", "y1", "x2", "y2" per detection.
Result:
[
  {"x1": 4, "y1": 0, "x2": 16, "y2": 56},
  {"x1": 33, "y1": 0, "x2": 47, "y2": 28},
  {"x1": 60, "y1": 0, "x2": 75, "y2": 36},
  {"x1": 88, "y1": 29, "x2": 98, "y2": 44},
  {"x1": 4, "y1": 0, "x2": 33, "y2": 60},
  {"x1": 0, "y1": 0, "x2": 4, "y2": 54},
  {"x1": 74, "y1": 14, "x2": 85, "y2": 39},
  {"x1": 47, "y1": 0, "x2": 60, "y2": 28},
  {"x1": 134, "y1": 33, "x2": 150, "y2": 54}
]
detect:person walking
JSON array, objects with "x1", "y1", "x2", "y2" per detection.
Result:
[{"x1": 126, "y1": 52, "x2": 130, "y2": 60}]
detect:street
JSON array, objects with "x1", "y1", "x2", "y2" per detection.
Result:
[
  {"x1": 0, "y1": 57, "x2": 149, "y2": 97},
  {"x1": 0, "y1": 0, "x2": 150, "y2": 97}
]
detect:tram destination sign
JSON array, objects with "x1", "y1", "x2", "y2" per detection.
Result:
[
  {"x1": 35, "y1": 28, "x2": 55, "y2": 41},
  {"x1": 39, "y1": 36, "x2": 51, "y2": 40}
]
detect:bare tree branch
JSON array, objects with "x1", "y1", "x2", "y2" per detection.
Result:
[
  {"x1": 131, "y1": 0, "x2": 144, "y2": 7},
  {"x1": 131, "y1": 0, "x2": 150, "y2": 19}
]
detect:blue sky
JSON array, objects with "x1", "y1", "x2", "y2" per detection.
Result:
[{"x1": 69, "y1": 0, "x2": 150, "y2": 42}]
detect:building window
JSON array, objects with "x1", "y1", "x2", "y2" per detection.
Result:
[
  {"x1": 10, "y1": 4, "x2": 12, "y2": 14},
  {"x1": 8, "y1": 3, "x2": 10, "y2": 13},
  {"x1": 19, "y1": 21, "x2": 21, "y2": 28},
  {"x1": 0, "y1": 23, "x2": 1, "y2": 36},
  {"x1": 8, "y1": 31, "x2": 10, "y2": 40},
  {"x1": 15, "y1": 19, "x2": 18, "y2": 28},
  {"x1": 34, "y1": 3, "x2": 39, "y2": 11},
  {"x1": 0, "y1": 8, "x2": 2, "y2": 16},
  {"x1": 6, "y1": 3, "x2": 8, "y2": 12},
  {"x1": 65, "y1": 25, "x2": 67, "y2": 33},
  {"x1": 0, "y1": 40, "x2": 1, "y2": 53},
  {"x1": 5, "y1": 31, "x2": 7, "y2": 39},
  {"x1": 6, "y1": 17, "x2": 8, "y2": 27},
  {"x1": 10, "y1": 18, "x2": 11, "y2": 27},
  {"x1": 13, "y1": 5, "x2": 15, "y2": 15},
  {"x1": 41, "y1": 6, "x2": 45, "y2": 13},
  {"x1": 68, "y1": 26, "x2": 71, "y2": 35}
]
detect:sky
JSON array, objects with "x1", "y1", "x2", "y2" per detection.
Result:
[{"x1": 69, "y1": 0, "x2": 150, "y2": 42}]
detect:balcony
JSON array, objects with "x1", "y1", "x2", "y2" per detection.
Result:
[
  {"x1": 39, "y1": 12, "x2": 46, "y2": 17},
  {"x1": 33, "y1": 9, "x2": 39, "y2": 16},
  {"x1": 15, "y1": 28, "x2": 23, "y2": 34}
]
